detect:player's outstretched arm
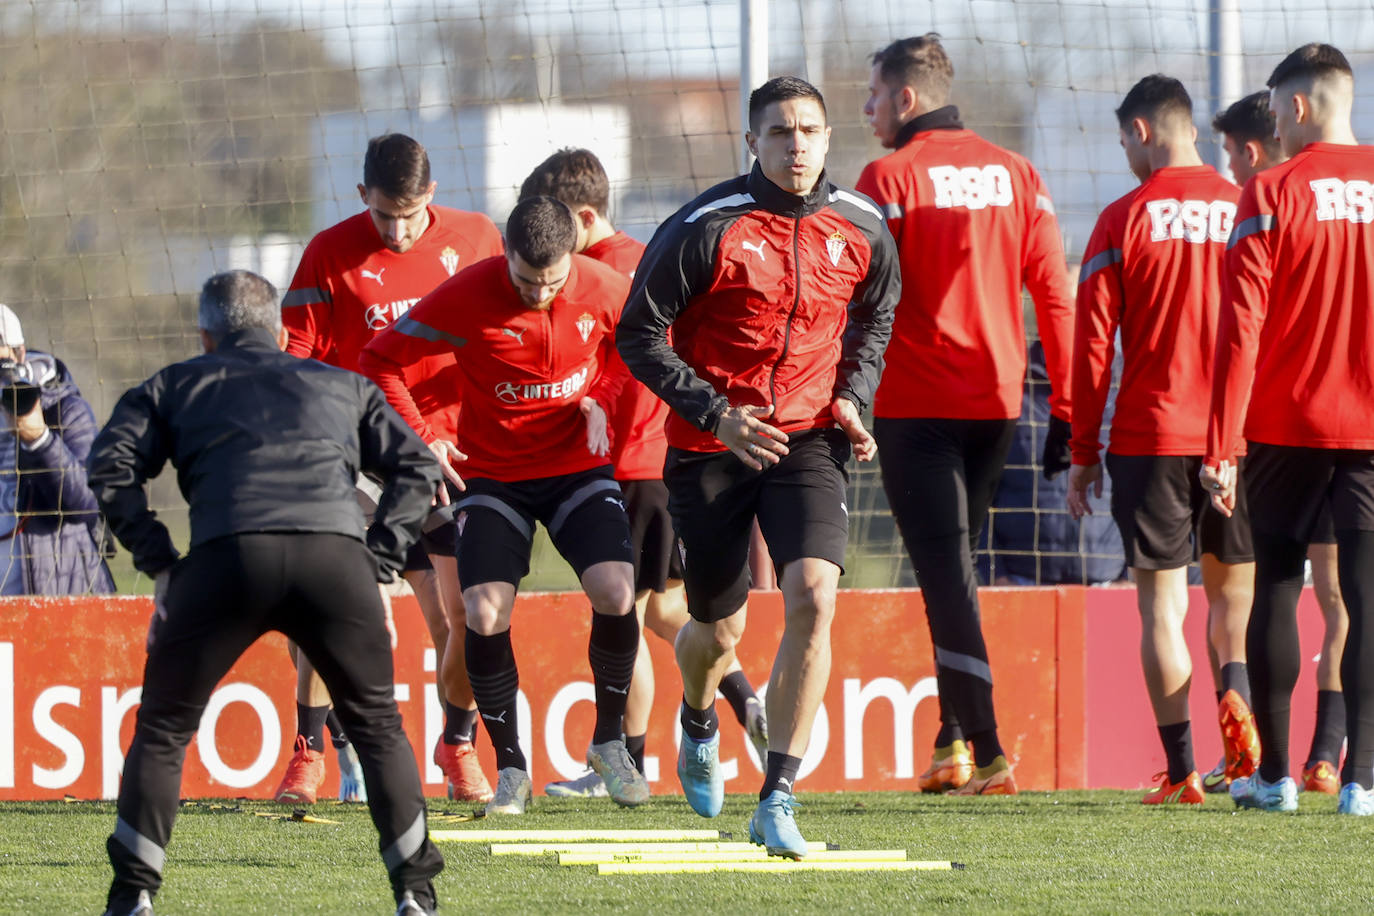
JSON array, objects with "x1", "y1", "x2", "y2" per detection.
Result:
[
  {"x1": 1022, "y1": 169, "x2": 1076, "y2": 424},
  {"x1": 87, "y1": 375, "x2": 179, "y2": 576},
  {"x1": 1069, "y1": 211, "x2": 1125, "y2": 477},
  {"x1": 356, "y1": 379, "x2": 443, "y2": 582}
]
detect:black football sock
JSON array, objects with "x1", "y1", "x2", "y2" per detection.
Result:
[
  {"x1": 934, "y1": 691, "x2": 963, "y2": 747},
  {"x1": 968, "y1": 729, "x2": 1004, "y2": 769},
  {"x1": 1337, "y1": 529, "x2": 1374, "y2": 789},
  {"x1": 443, "y1": 703, "x2": 478, "y2": 746},
  {"x1": 325, "y1": 709, "x2": 349, "y2": 749},
  {"x1": 1250, "y1": 531, "x2": 1306, "y2": 784},
  {"x1": 1307, "y1": 690, "x2": 1346, "y2": 768},
  {"x1": 761, "y1": 752, "x2": 802, "y2": 799},
  {"x1": 625, "y1": 733, "x2": 647, "y2": 774},
  {"x1": 589, "y1": 611, "x2": 639, "y2": 745},
  {"x1": 465, "y1": 627, "x2": 525, "y2": 772},
  {"x1": 1158, "y1": 721, "x2": 1195, "y2": 784},
  {"x1": 718, "y1": 671, "x2": 757, "y2": 726},
  {"x1": 297, "y1": 703, "x2": 330, "y2": 753},
  {"x1": 680, "y1": 698, "x2": 719, "y2": 742},
  {"x1": 1221, "y1": 662, "x2": 1252, "y2": 708}
]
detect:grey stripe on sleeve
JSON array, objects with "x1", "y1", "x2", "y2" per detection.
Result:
[{"x1": 392, "y1": 315, "x2": 467, "y2": 349}]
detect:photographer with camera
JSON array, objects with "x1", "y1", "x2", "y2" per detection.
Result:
[{"x1": 0, "y1": 304, "x2": 113, "y2": 595}]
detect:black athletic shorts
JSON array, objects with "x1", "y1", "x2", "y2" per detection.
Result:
[
  {"x1": 455, "y1": 466, "x2": 633, "y2": 588},
  {"x1": 620, "y1": 478, "x2": 683, "y2": 593},
  {"x1": 665, "y1": 428, "x2": 850, "y2": 623},
  {"x1": 402, "y1": 517, "x2": 459, "y2": 572},
  {"x1": 1244, "y1": 442, "x2": 1374, "y2": 541},
  {"x1": 358, "y1": 480, "x2": 456, "y2": 572},
  {"x1": 1105, "y1": 452, "x2": 1253, "y2": 569}
]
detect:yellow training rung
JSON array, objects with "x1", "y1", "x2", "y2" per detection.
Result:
[
  {"x1": 562, "y1": 849, "x2": 908, "y2": 865},
  {"x1": 430, "y1": 828, "x2": 722, "y2": 843},
  {"x1": 491, "y1": 841, "x2": 831, "y2": 856},
  {"x1": 597, "y1": 860, "x2": 961, "y2": 875}
]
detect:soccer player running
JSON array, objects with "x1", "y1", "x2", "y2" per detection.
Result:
[
  {"x1": 1204, "y1": 43, "x2": 1374, "y2": 815},
  {"x1": 277, "y1": 133, "x2": 503, "y2": 805},
  {"x1": 91, "y1": 270, "x2": 444, "y2": 916},
  {"x1": 519, "y1": 149, "x2": 770, "y2": 800},
  {"x1": 855, "y1": 34, "x2": 1073, "y2": 795},
  {"x1": 1208, "y1": 92, "x2": 1349, "y2": 797},
  {"x1": 618, "y1": 76, "x2": 899, "y2": 857},
  {"x1": 1067, "y1": 75, "x2": 1257, "y2": 805},
  {"x1": 360, "y1": 196, "x2": 649, "y2": 815}
]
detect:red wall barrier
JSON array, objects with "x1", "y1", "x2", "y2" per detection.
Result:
[{"x1": 0, "y1": 585, "x2": 1331, "y2": 799}]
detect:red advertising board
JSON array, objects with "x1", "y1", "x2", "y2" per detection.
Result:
[
  {"x1": 1083, "y1": 584, "x2": 1330, "y2": 788},
  {"x1": 0, "y1": 588, "x2": 1083, "y2": 799},
  {"x1": 0, "y1": 585, "x2": 1329, "y2": 799}
]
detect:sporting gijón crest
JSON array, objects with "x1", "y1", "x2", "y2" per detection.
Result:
[
  {"x1": 576, "y1": 312, "x2": 596, "y2": 343},
  {"x1": 826, "y1": 232, "x2": 847, "y2": 266},
  {"x1": 440, "y1": 246, "x2": 460, "y2": 276}
]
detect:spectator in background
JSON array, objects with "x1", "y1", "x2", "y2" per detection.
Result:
[
  {"x1": 0, "y1": 304, "x2": 114, "y2": 596},
  {"x1": 977, "y1": 339, "x2": 1127, "y2": 587}
]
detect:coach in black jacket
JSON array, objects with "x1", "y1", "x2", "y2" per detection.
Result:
[{"x1": 88, "y1": 270, "x2": 444, "y2": 916}]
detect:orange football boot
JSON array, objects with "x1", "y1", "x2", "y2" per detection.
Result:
[
  {"x1": 434, "y1": 740, "x2": 494, "y2": 802},
  {"x1": 273, "y1": 735, "x2": 326, "y2": 805},
  {"x1": 1142, "y1": 770, "x2": 1204, "y2": 805},
  {"x1": 952, "y1": 755, "x2": 1018, "y2": 796},
  {"x1": 1302, "y1": 759, "x2": 1339, "y2": 795},
  {"x1": 1218, "y1": 690, "x2": 1260, "y2": 780},
  {"x1": 918, "y1": 739, "x2": 974, "y2": 793}
]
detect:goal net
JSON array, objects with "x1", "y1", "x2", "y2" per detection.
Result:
[{"x1": 2, "y1": 0, "x2": 1370, "y2": 590}]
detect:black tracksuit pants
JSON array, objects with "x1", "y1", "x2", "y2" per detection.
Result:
[
  {"x1": 106, "y1": 533, "x2": 443, "y2": 911},
  {"x1": 875, "y1": 417, "x2": 1017, "y2": 740}
]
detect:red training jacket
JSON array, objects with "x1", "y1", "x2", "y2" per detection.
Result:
[
  {"x1": 359, "y1": 254, "x2": 631, "y2": 483},
  {"x1": 582, "y1": 231, "x2": 666, "y2": 480},
  {"x1": 1207, "y1": 142, "x2": 1374, "y2": 464},
  {"x1": 617, "y1": 164, "x2": 900, "y2": 454},
  {"x1": 281, "y1": 206, "x2": 503, "y2": 440},
  {"x1": 1072, "y1": 165, "x2": 1239, "y2": 463},
  {"x1": 855, "y1": 107, "x2": 1074, "y2": 421}
]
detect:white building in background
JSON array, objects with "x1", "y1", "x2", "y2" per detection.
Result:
[{"x1": 310, "y1": 103, "x2": 633, "y2": 232}]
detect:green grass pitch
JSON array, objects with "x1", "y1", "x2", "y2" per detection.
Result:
[{"x1": 3, "y1": 790, "x2": 1373, "y2": 913}]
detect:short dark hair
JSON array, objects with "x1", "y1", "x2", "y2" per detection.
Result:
[
  {"x1": 871, "y1": 33, "x2": 954, "y2": 107},
  {"x1": 519, "y1": 148, "x2": 611, "y2": 217},
  {"x1": 1115, "y1": 74, "x2": 1193, "y2": 129},
  {"x1": 748, "y1": 76, "x2": 827, "y2": 133},
  {"x1": 505, "y1": 196, "x2": 577, "y2": 268},
  {"x1": 1211, "y1": 91, "x2": 1281, "y2": 157},
  {"x1": 362, "y1": 133, "x2": 432, "y2": 200},
  {"x1": 200, "y1": 270, "x2": 279, "y2": 342},
  {"x1": 1267, "y1": 43, "x2": 1353, "y2": 90}
]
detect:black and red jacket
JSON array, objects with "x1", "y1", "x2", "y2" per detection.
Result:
[{"x1": 617, "y1": 164, "x2": 900, "y2": 454}]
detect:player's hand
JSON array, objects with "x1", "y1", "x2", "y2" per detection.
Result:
[
  {"x1": 1041, "y1": 414, "x2": 1073, "y2": 480},
  {"x1": 716, "y1": 404, "x2": 789, "y2": 470},
  {"x1": 1066, "y1": 462, "x2": 1103, "y2": 521},
  {"x1": 580, "y1": 396, "x2": 610, "y2": 457},
  {"x1": 147, "y1": 568, "x2": 171, "y2": 652},
  {"x1": 428, "y1": 439, "x2": 467, "y2": 505},
  {"x1": 831, "y1": 397, "x2": 876, "y2": 462},
  {"x1": 1199, "y1": 460, "x2": 1237, "y2": 517}
]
